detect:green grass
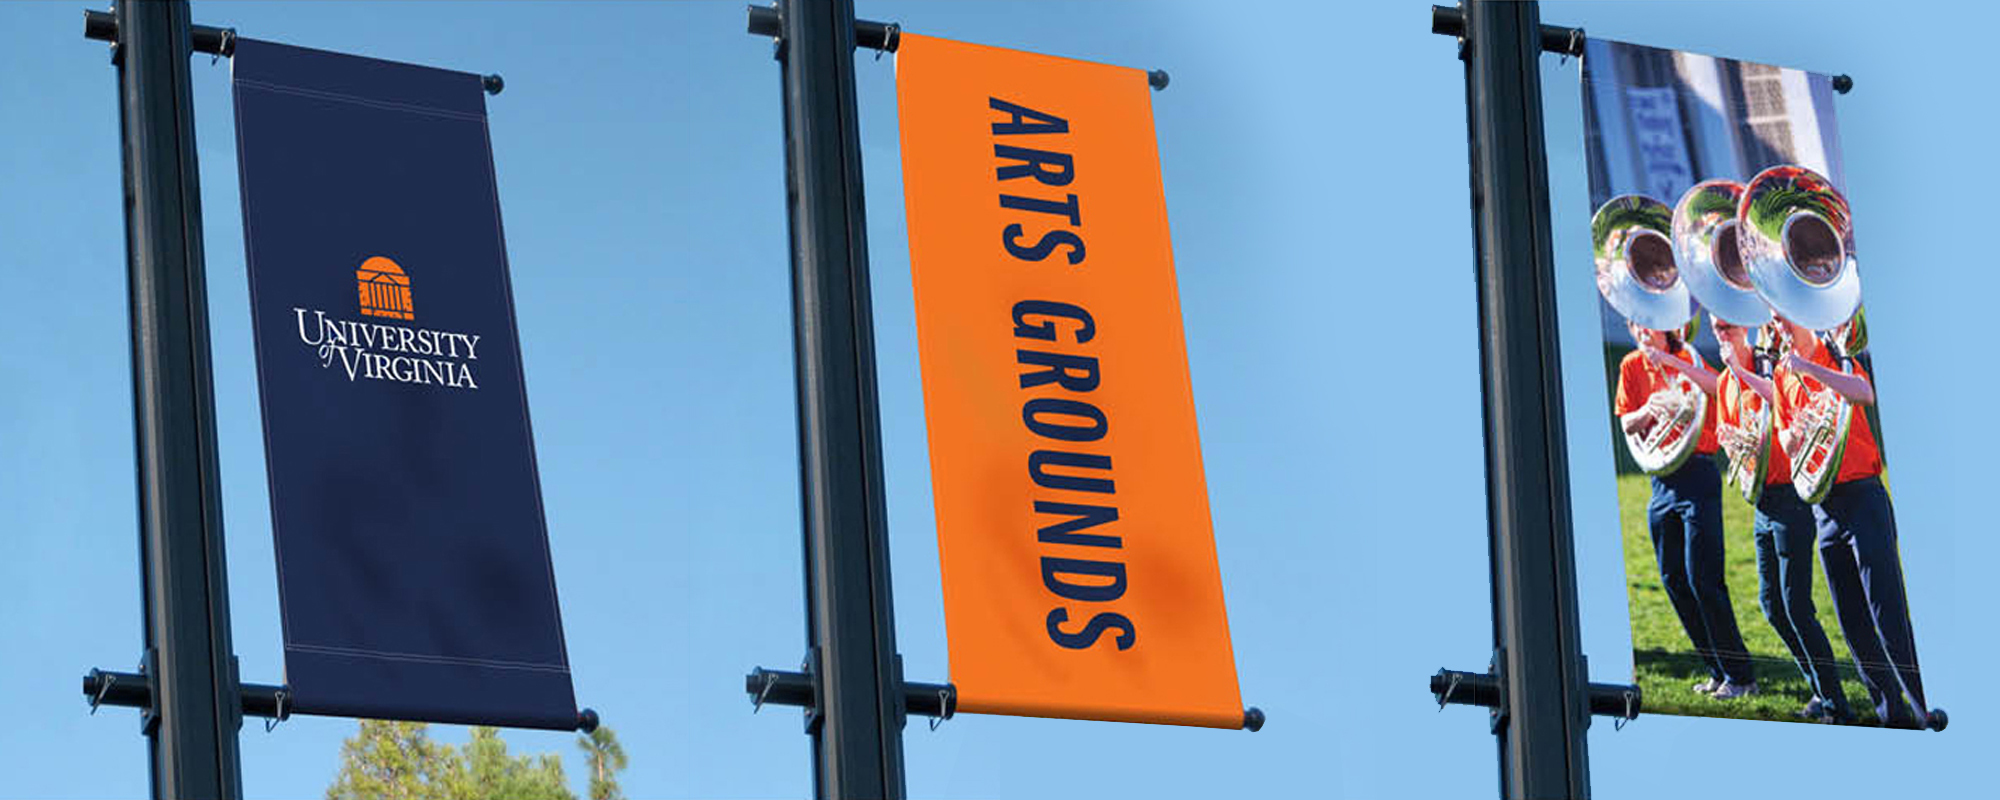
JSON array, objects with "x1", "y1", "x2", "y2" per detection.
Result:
[{"x1": 1617, "y1": 469, "x2": 1884, "y2": 726}]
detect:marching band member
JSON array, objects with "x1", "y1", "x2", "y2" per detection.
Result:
[
  {"x1": 1615, "y1": 318, "x2": 1758, "y2": 699},
  {"x1": 1773, "y1": 314, "x2": 1928, "y2": 726},
  {"x1": 1713, "y1": 318, "x2": 1852, "y2": 722}
]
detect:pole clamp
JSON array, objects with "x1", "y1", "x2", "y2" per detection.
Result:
[{"x1": 138, "y1": 649, "x2": 160, "y2": 736}]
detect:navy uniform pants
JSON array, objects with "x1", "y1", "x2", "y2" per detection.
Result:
[
  {"x1": 1754, "y1": 486, "x2": 1850, "y2": 715},
  {"x1": 1816, "y1": 476, "x2": 1926, "y2": 726},
  {"x1": 1648, "y1": 456, "x2": 1755, "y2": 685}
]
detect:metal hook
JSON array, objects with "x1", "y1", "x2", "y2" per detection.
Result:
[
  {"x1": 752, "y1": 671, "x2": 779, "y2": 713},
  {"x1": 1613, "y1": 690, "x2": 1636, "y2": 731},
  {"x1": 89, "y1": 671, "x2": 115, "y2": 715},
  {"x1": 264, "y1": 688, "x2": 289, "y2": 733},
  {"x1": 927, "y1": 689, "x2": 949, "y2": 731},
  {"x1": 210, "y1": 28, "x2": 233, "y2": 66},
  {"x1": 1437, "y1": 672, "x2": 1463, "y2": 712},
  {"x1": 1559, "y1": 28, "x2": 1582, "y2": 66},
  {"x1": 875, "y1": 22, "x2": 899, "y2": 62}
]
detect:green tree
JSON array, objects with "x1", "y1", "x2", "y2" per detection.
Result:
[
  {"x1": 575, "y1": 726, "x2": 629, "y2": 800},
  {"x1": 327, "y1": 720, "x2": 576, "y2": 800},
  {"x1": 326, "y1": 720, "x2": 458, "y2": 800}
]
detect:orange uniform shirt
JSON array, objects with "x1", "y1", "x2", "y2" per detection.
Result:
[
  {"x1": 1614, "y1": 348, "x2": 1719, "y2": 456},
  {"x1": 1776, "y1": 347, "x2": 1883, "y2": 484},
  {"x1": 1717, "y1": 367, "x2": 1791, "y2": 486}
]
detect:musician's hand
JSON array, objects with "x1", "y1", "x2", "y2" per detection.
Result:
[
  {"x1": 1778, "y1": 426, "x2": 1804, "y2": 455},
  {"x1": 1718, "y1": 427, "x2": 1746, "y2": 456},
  {"x1": 1622, "y1": 412, "x2": 1655, "y2": 437},
  {"x1": 1781, "y1": 352, "x2": 1818, "y2": 377},
  {"x1": 1726, "y1": 427, "x2": 1760, "y2": 459},
  {"x1": 1644, "y1": 391, "x2": 1674, "y2": 415}
]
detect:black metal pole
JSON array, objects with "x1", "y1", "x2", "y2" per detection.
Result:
[
  {"x1": 770, "y1": 0, "x2": 906, "y2": 797},
  {"x1": 105, "y1": 1, "x2": 244, "y2": 799},
  {"x1": 1457, "y1": 1, "x2": 1592, "y2": 797}
]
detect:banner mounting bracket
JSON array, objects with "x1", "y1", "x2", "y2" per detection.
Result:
[
  {"x1": 1430, "y1": 5, "x2": 1852, "y2": 93},
  {"x1": 81, "y1": 662, "x2": 289, "y2": 728},
  {"x1": 744, "y1": 5, "x2": 1169, "y2": 91},
  {"x1": 1429, "y1": 660, "x2": 1644, "y2": 731},
  {"x1": 87, "y1": 10, "x2": 506, "y2": 94},
  {"x1": 83, "y1": 9, "x2": 233, "y2": 56},
  {"x1": 741, "y1": 662, "x2": 956, "y2": 728}
]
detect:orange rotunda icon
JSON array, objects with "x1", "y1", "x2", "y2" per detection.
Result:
[{"x1": 356, "y1": 256, "x2": 414, "y2": 321}]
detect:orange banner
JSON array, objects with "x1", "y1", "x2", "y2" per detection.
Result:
[{"x1": 896, "y1": 33, "x2": 1244, "y2": 729}]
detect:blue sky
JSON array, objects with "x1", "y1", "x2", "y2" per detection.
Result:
[{"x1": 1, "y1": 1, "x2": 1994, "y2": 797}]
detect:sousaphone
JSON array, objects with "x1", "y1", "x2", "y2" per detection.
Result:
[
  {"x1": 1623, "y1": 345, "x2": 1710, "y2": 476},
  {"x1": 1674, "y1": 180, "x2": 1772, "y2": 501},
  {"x1": 1720, "y1": 368, "x2": 1775, "y2": 504},
  {"x1": 1593, "y1": 195, "x2": 1694, "y2": 331},
  {"x1": 1740, "y1": 165, "x2": 1862, "y2": 331},
  {"x1": 1785, "y1": 360, "x2": 1854, "y2": 505},
  {"x1": 1739, "y1": 167, "x2": 1866, "y2": 503},
  {"x1": 1674, "y1": 180, "x2": 1770, "y2": 326},
  {"x1": 1771, "y1": 320, "x2": 1864, "y2": 505},
  {"x1": 1596, "y1": 195, "x2": 1705, "y2": 474}
]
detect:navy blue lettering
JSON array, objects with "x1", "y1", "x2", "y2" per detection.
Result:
[
  {"x1": 1029, "y1": 450, "x2": 1114, "y2": 494},
  {"x1": 1012, "y1": 300, "x2": 1095, "y2": 343},
  {"x1": 1035, "y1": 501, "x2": 1120, "y2": 548},
  {"x1": 1000, "y1": 193, "x2": 1081, "y2": 226},
  {"x1": 1002, "y1": 224, "x2": 1086, "y2": 264},
  {"x1": 1017, "y1": 349, "x2": 1100, "y2": 392},
  {"x1": 1041, "y1": 557, "x2": 1127, "y2": 602},
  {"x1": 1046, "y1": 608, "x2": 1136, "y2": 650},
  {"x1": 989, "y1": 98, "x2": 1070, "y2": 136},
  {"x1": 994, "y1": 145, "x2": 1074, "y2": 186},
  {"x1": 1024, "y1": 397, "x2": 1107, "y2": 442}
]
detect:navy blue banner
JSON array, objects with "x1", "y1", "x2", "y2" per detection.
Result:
[{"x1": 231, "y1": 39, "x2": 577, "y2": 730}]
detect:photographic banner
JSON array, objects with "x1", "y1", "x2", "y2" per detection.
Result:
[
  {"x1": 895, "y1": 34, "x2": 1245, "y2": 728},
  {"x1": 1581, "y1": 38, "x2": 1934, "y2": 728},
  {"x1": 231, "y1": 39, "x2": 578, "y2": 729}
]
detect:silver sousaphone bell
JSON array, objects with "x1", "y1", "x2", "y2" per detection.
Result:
[
  {"x1": 1739, "y1": 165, "x2": 1861, "y2": 331},
  {"x1": 1673, "y1": 180, "x2": 1771, "y2": 326},
  {"x1": 1592, "y1": 194, "x2": 1693, "y2": 332}
]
